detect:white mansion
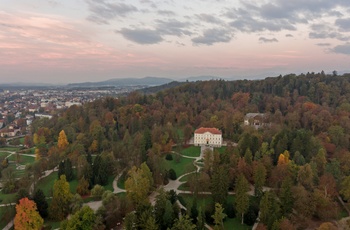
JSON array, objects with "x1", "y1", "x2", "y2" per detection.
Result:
[{"x1": 194, "y1": 127, "x2": 222, "y2": 147}]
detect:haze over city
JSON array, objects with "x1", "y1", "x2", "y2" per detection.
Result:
[{"x1": 1, "y1": 0, "x2": 350, "y2": 84}]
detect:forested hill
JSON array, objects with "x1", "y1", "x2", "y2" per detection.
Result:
[
  {"x1": 27, "y1": 72, "x2": 350, "y2": 229},
  {"x1": 32, "y1": 72, "x2": 350, "y2": 151}
]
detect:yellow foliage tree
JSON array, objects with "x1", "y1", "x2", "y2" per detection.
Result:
[
  {"x1": 125, "y1": 162, "x2": 153, "y2": 206},
  {"x1": 14, "y1": 197, "x2": 43, "y2": 230},
  {"x1": 57, "y1": 130, "x2": 69, "y2": 151},
  {"x1": 278, "y1": 150, "x2": 290, "y2": 165}
]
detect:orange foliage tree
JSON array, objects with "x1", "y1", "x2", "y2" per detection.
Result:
[{"x1": 14, "y1": 197, "x2": 43, "y2": 230}]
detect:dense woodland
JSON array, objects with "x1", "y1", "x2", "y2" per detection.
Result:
[{"x1": 3, "y1": 72, "x2": 350, "y2": 229}]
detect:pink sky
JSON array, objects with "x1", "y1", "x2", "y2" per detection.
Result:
[{"x1": 1, "y1": 0, "x2": 350, "y2": 83}]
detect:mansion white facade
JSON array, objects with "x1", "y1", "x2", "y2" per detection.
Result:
[{"x1": 194, "y1": 127, "x2": 222, "y2": 147}]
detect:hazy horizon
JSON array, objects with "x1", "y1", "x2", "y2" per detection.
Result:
[{"x1": 1, "y1": 0, "x2": 350, "y2": 84}]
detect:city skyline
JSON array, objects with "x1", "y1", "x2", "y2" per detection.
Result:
[{"x1": 1, "y1": 0, "x2": 350, "y2": 84}]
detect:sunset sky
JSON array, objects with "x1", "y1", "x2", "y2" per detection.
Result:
[{"x1": 1, "y1": 0, "x2": 350, "y2": 84}]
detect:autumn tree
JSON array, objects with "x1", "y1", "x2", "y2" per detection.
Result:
[
  {"x1": 49, "y1": 175, "x2": 73, "y2": 220},
  {"x1": 14, "y1": 198, "x2": 43, "y2": 230},
  {"x1": 125, "y1": 162, "x2": 153, "y2": 206},
  {"x1": 76, "y1": 177, "x2": 90, "y2": 196},
  {"x1": 58, "y1": 130, "x2": 69, "y2": 151}
]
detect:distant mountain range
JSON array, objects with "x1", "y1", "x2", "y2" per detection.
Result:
[
  {"x1": 67, "y1": 77, "x2": 174, "y2": 88},
  {"x1": 0, "y1": 76, "x2": 228, "y2": 89}
]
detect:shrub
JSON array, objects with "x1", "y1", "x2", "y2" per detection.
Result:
[
  {"x1": 225, "y1": 202, "x2": 236, "y2": 218},
  {"x1": 165, "y1": 154, "x2": 173, "y2": 161},
  {"x1": 91, "y1": 184, "x2": 105, "y2": 200},
  {"x1": 168, "y1": 169, "x2": 177, "y2": 180},
  {"x1": 168, "y1": 190, "x2": 178, "y2": 204},
  {"x1": 244, "y1": 205, "x2": 258, "y2": 226}
]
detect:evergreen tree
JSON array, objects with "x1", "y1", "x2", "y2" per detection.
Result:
[
  {"x1": 65, "y1": 158, "x2": 74, "y2": 181},
  {"x1": 33, "y1": 189, "x2": 48, "y2": 218},
  {"x1": 211, "y1": 165, "x2": 229, "y2": 206},
  {"x1": 190, "y1": 198, "x2": 198, "y2": 224},
  {"x1": 235, "y1": 174, "x2": 250, "y2": 224},
  {"x1": 280, "y1": 177, "x2": 294, "y2": 215}
]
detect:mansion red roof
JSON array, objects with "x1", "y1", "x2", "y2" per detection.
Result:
[{"x1": 194, "y1": 127, "x2": 222, "y2": 135}]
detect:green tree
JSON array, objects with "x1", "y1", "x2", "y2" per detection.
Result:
[
  {"x1": 340, "y1": 176, "x2": 350, "y2": 201},
  {"x1": 91, "y1": 184, "x2": 105, "y2": 200},
  {"x1": 33, "y1": 189, "x2": 48, "y2": 218},
  {"x1": 49, "y1": 175, "x2": 73, "y2": 220},
  {"x1": 235, "y1": 174, "x2": 250, "y2": 224},
  {"x1": 212, "y1": 203, "x2": 227, "y2": 230},
  {"x1": 16, "y1": 188, "x2": 29, "y2": 204},
  {"x1": 253, "y1": 163, "x2": 267, "y2": 198},
  {"x1": 70, "y1": 194, "x2": 83, "y2": 214},
  {"x1": 171, "y1": 215, "x2": 196, "y2": 230},
  {"x1": 61, "y1": 206, "x2": 96, "y2": 230},
  {"x1": 260, "y1": 192, "x2": 281, "y2": 229},
  {"x1": 14, "y1": 198, "x2": 44, "y2": 230},
  {"x1": 211, "y1": 165, "x2": 229, "y2": 205},
  {"x1": 280, "y1": 177, "x2": 294, "y2": 215}
]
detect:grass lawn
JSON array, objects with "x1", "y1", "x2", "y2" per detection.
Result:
[
  {"x1": 0, "y1": 152, "x2": 11, "y2": 158},
  {"x1": 36, "y1": 171, "x2": 58, "y2": 197},
  {"x1": 117, "y1": 173, "x2": 126, "y2": 190},
  {"x1": 0, "y1": 205, "x2": 15, "y2": 229},
  {"x1": 164, "y1": 154, "x2": 196, "y2": 178},
  {"x1": 19, "y1": 137, "x2": 24, "y2": 144},
  {"x1": 7, "y1": 154, "x2": 35, "y2": 164},
  {"x1": 179, "y1": 146, "x2": 200, "y2": 157},
  {"x1": 216, "y1": 146, "x2": 227, "y2": 154},
  {"x1": 69, "y1": 179, "x2": 79, "y2": 194},
  {"x1": 0, "y1": 192, "x2": 17, "y2": 204},
  {"x1": 223, "y1": 218, "x2": 251, "y2": 230},
  {"x1": 104, "y1": 176, "x2": 115, "y2": 191},
  {"x1": 43, "y1": 219, "x2": 61, "y2": 229},
  {"x1": 0, "y1": 147, "x2": 20, "y2": 152},
  {"x1": 179, "y1": 172, "x2": 196, "y2": 182}
]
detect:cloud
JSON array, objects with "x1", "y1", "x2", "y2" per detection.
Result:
[
  {"x1": 85, "y1": 1, "x2": 138, "y2": 24},
  {"x1": 309, "y1": 23, "x2": 350, "y2": 41},
  {"x1": 259, "y1": 37, "x2": 278, "y2": 43},
  {"x1": 157, "y1": 10, "x2": 176, "y2": 16},
  {"x1": 118, "y1": 28, "x2": 163, "y2": 44},
  {"x1": 192, "y1": 28, "x2": 233, "y2": 45},
  {"x1": 226, "y1": 0, "x2": 350, "y2": 34},
  {"x1": 285, "y1": 34, "x2": 293, "y2": 37},
  {"x1": 196, "y1": 14, "x2": 225, "y2": 25},
  {"x1": 155, "y1": 19, "x2": 192, "y2": 36},
  {"x1": 335, "y1": 18, "x2": 350, "y2": 31},
  {"x1": 229, "y1": 16, "x2": 296, "y2": 32},
  {"x1": 316, "y1": 43, "x2": 331, "y2": 46},
  {"x1": 332, "y1": 44, "x2": 350, "y2": 55}
]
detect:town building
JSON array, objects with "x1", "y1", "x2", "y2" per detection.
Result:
[{"x1": 194, "y1": 127, "x2": 222, "y2": 147}]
